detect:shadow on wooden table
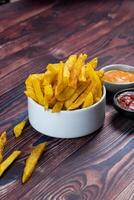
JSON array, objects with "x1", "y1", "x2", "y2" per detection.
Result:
[{"x1": 110, "y1": 112, "x2": 134, "y2": 134}]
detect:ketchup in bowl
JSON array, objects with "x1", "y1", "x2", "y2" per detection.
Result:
[
  {"x1": 114, "y1": 89, "x2": 134, "y2": 119},
  {"x1": 117, "y1": 91, "x2": 134, "y2": 111}
]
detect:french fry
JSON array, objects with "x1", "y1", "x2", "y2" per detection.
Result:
[
  {"x1": 52, "y1": 102, "x2": 64, "y2": 112},
  {"x1": 55, "y1": 84, "x2": 65, "y2": 97},
  {"x1": 91, "y1": 68, "x2": 102, "y2": 100},
  {"x1": 24, "y1": 90, "x2": 37, "y2": 102},
  {"x1": 13, "y1": 120, "x2": 27, "y2": 138},
  {"x1": 0, "y1": 151, "x2": 21, "y2": 176},
  {"x1": 43, "y1": 71, "x2": 56, "y2": 86},
  {"x1": 65, "y1": 54, "x2": 77, "y2": 71},
  {"x1": 69, "y1": 54, "x2": 87, "y2": 88},
  {"x1": 65, "y1": 82, "x2": 88, "y2": 108},
  {"x1": 32, "y1": 78, "x2": 44, "y2": 106},
  {"x1": 87, "y1": 57, "x2": 98, "y2": 69},
  {"x1": 43, "y1": 84, "x2": 54, "y2": 110},
  {"x1": 57, "y1": 62, "x2": 64, "y2": 84},
  {"x1": 55, "y1": 62, "x2": 65, "y2": 95},
  {"x1": 56, "y1": 87, "x2": 75, "y2": 101},
  {"x1": 22, "y1": 143, "x2": 47, "y2": 183},
  {"x1": 44, "y1": 96, "x2": 49, "y2": 110},
  {"x1": 82, "y1": 92, "x2": 93, "y2": 108},
  {"x1": 63, "y1": 55, "x2": 77, "y2": 84},
  {"x1": 25, "y1": 74, "x2": 44, "y2": 88},
  {"x1": 47, "y1": 63, "x2": 60, "y2": 74},
  {"x1": 96, "y1": 70, "x2": 104, "y2": 78},
  {"x1": 86, "y1": 65, "x2": 102, "y2": 100},
  {"x1": 25, "y1": 74, "x2": 44, "y2": 102},
  {"x1": 44, "y1": 84, "x2": 53, "y2": 100},
  {"x1": 0, "y1": 131, "x2": 7, "y2": 163},
  {"x1": 49, "y1": 97, "x2": 57, "y2": 108},
  {"x1": 68, "y1": 84, "x2": 92, "y2": 110},
  {"x1": 79, "y1": 65, "x2": 86, "y2": 82}
]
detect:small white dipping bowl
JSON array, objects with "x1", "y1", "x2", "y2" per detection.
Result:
[
  {"x1": 101, "y1": 64, "x2": 134, "y2": 93},
  {"x1": 28, "y1": 86, "x2": 106, "y2": 139}
]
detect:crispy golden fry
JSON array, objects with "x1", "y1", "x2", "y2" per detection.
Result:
[
  {"x1": 44, "y1": 84, "x2": 53, "y2": 100},
  {"x1": 87, "y1": 57, "x2": 98, "y2": 69},
  {"x1": 13, "y1": 120, "x2": 27, "y2": 138},
  {"x1": 43, "y1": 71, "x2": 56, "y2": 86},
  {"x1": 55, "y1": 62, "x2": 65, "y2": 95},
  {"x1": 86, "y1": 66, "x2": 102, "y2": 100},
  {"x1": 68, "y1": 85, "x2": 92, "y2": 110},
  {"x1": 24, "y1": 90, "x2": 37, "y2": 102},
  {"x1": 65, "y1": 83, "x2": 88, "y2": 108},
  {"x1": 22, "y1": 143, "x2": 47, "y2": 183},
  {"x1": 56, "y1": 87, "x2": 75, "y2": 101},
  {"x1": 49, "y1": 97, "x2": 57, "y2": 108},
  {"x1": 43, "y1": 84, "x2": 53, "y2": 110},
  {"x1": 63, "y1": 55, "x2": 77, "y2": 84},
  {"x1": 69, "y1": 54, "x2": 87, "y2": 88},
  {"x1": 47, "y1": 63, "x2": 60, "y2": 74},
  {"x1": 79, "y1": 65, "x2": 86, "y2": 82},
  {"x1": 52, "y1": 102, "x2": 64, "y2": 112},
  {"x1": 63, "y1": 65, "x2": 70, "y2": 85},
  {"x1": 44, "y1": 96, "x2": 49, "y2": 110},
  {"x1": 0, "y1": 151, "x2": 21, "y2": 176},
  {"x1": 55, "y1": 84, "x2": 66, "y2": 97},
  {"x1": 26, "y1": 74, "x2": 45, "y2": 101},
  {"x1": 0, "y1": 132, "x2": 7, "y2": 163},
  {"x1": 57, "y1": 62, "x2": 64, "y2": 84},
  {"x1": 82, "y1": 92, "x2": 93, "y2": 108},
  {"x1": 92, "y1": 69, "x2": 102, "y2": 100},
  {"x1": 96, "y1": 70, "x2": 104, "y2": 78},
  {"x1": 65, "y1": 55, "x2": 77, "y2": 71},
  {"x1": 32, "y1": 78, "x2": 44, "y2": 106},
  {"x1": 25, "y1": 74, "x2": 44, "y2": 88}
]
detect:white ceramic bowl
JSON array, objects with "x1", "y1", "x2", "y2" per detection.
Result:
[
  {"x1": 101, "y1": 64, "x2": 134, "y2": 93},
  {"x1": 28, "y1": 86, "x2": 106, "y2": 138}
]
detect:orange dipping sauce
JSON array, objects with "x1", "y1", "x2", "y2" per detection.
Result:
[{"x1": 103, "y1": 70, "x2": 134, "y2": 84}]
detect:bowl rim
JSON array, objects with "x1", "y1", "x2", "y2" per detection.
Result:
[
  {"x1": 101, "y1": 64, "x2": 134, "y2": 86},
  {"x1": 113, "y1": 88, "x2": 134, "y2": 113},
  {"x1": 28, "y1": 86, "x2": 106, "y2": 114}
]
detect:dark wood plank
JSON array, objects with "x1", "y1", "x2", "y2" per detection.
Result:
[
  {"x1": 0, "y1": 0, "x2": 134, "y2": 199},
  {"x1": 0, "y1": 0, "x2": 58, "y2": 32}
]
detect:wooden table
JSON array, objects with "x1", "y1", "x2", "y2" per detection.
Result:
[{"x1": 0, "y1": 0, "x2": 134, "y2": 199}]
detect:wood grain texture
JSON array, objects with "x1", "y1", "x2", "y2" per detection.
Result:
[{"x1": 0, "y1": 0, "x2": 134, "y2": 199}]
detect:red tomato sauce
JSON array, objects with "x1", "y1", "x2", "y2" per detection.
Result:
[{"x1": 117, "y1": 91, "x2": 134, "y2": 111}]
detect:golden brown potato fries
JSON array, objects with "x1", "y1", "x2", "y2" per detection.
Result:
[
  {"x1": 25, "y1": 54, "x2": 103, "y2": 111},
  {"x1": 63, "y1": 55, "x2": 77, "y2": 84},
  {"x1": 32, "y1": 78, "x2": 44, "y2": 106},
  {"x1": 0, "y1": 131, "x2": 7, "y2": 163},
  {"x1": 87, "y1": 57, "x2": 98, "y2": 69},
  {"x1": 65, "y1": 82, "x2": 88, "y2": 109},
  {"x1": 56, "y1": 87, "x2": 75, "y2": 101},
  {"x1": 13, "y1": 120, "x2": 27, "y2": 138},
  {"x1": 0, "y1": 151, "x2": 21, "y2": 176},
  {"x1": 69, "y1": 53, "x2": 87, "y2": 88},
  {"x1": 52, "y1": 102, "x2": 64, "y2": 112},
  {"x1": 22, "y1": 142, "x2": 47, "y2": 183},
  {"x1": 82, "y1": 92, "x2": 93, "y2": 108},
  {"x1": 68, "y1": 85, "x2": 92, "y2": 110}
]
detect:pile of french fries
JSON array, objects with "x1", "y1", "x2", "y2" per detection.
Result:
[
  {"x1": 0, "y1": 54, "x2": 104, "y2": 184},
  {"x1": 25, "y1": 54, "x2": 104, "y2": 112}
]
